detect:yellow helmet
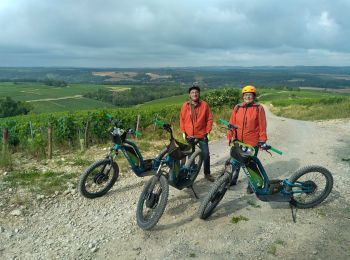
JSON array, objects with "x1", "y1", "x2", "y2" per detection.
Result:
[{"x1": 242, "y1": 85, "x2": 256, "y2": 95}]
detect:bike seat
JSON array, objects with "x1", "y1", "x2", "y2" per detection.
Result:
[{"x1": 167, "y1": 139, "x2": 192, "y2": 160}]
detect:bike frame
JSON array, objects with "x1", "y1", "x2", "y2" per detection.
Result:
[
  {"x1": 112, "y1": 139, "x2": 161, "y2": 177},
  {"x1": 230, "y1": 156, "x2": 314, "y2": 196}
]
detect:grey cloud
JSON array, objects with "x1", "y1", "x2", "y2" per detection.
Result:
[{"x1": 0, "y1": 0, "x2": 350, "y2": 67}]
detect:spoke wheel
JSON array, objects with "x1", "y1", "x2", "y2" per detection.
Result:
[
  {"x1": 289, "y1": 165, "x2": 333, "y2": 208},
  {"x1": 136, "y1": 175, "x2": 169, "y2": 230},
  {"x1": 78, "y1": 159, "x2": 119, "y2": 199}
]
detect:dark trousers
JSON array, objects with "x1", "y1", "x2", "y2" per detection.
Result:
[
  {"x1": 231, "y1": 146, "x2": 259, "y2": 184},
  {"x1": 198, "y1": 140, "x2": 210, "y2": 176}
]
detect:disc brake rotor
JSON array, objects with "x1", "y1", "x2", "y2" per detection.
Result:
[
  {"x1": 146, "y1": 192, "x2": 160, "y2": 209},
  {"x1": 303, "y1": 180, "x2": 317, "y2": 194}
]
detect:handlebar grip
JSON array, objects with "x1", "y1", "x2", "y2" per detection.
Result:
[
  {"x1": 219, "y1": 118, "x2": 229, "y2": 126},
  {"x1": 154, "y1": 119, "x2": 166, "y2": 127},
  {"x1": 270, "y1": 146, "x2": 283, "y2": 155},
  {"x1": 134, "y1": 130, "x2": 142, "y2": 137},
  {"x1": 219, "y1": 118, "x2": 237, "y2": 129},
  {"x1": 106, "y1": 113, "x2": 113, "y2": 120}
]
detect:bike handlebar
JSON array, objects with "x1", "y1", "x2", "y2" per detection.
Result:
[
  {"x1": 219, "y1": 118, "x2": 282, "y2": 155},
  {"x1": 129, "y1": 129, "x2": 142, "y2": 137},
  {"x1": 264, "y1": 145, "x2": 283, "y2": 155},
  {"x1": 218, "y1": 118, "x2": 238, "y2": 129},
  {"x1": 154, "y1": 118, "x2": 166, "y2": 127},
  {"x1": 106, "y1": 114, "x2": 142, "y2": 136}
]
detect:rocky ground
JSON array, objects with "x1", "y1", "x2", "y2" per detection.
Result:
[{"x1": 1, "y1": 108, "x2": 350, "y2": 260}]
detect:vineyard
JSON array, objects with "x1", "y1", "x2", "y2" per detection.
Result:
[
  {"x1": 2, "y1": 86, "x2": 349, "y2": 161},
  {"x1": 0, "y1": 88, "x2": 240, "y2": 159}
]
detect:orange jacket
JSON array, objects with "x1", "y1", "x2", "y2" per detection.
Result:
[
  {"x1": 180, "y1": 100, "x2": 213, "y2": 138},
  {"x1": 227, "y1": 102, "x2": 267, "y2": 147}
]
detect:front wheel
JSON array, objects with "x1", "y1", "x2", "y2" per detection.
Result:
[
  {"x1": 136, "y1": 175, "x2": 169, "y2": 230},
  {"x1": 198, "y1": 172, "x2": 230, "y2": 219},
  {"x1": 185, "y1": 149, "x2": 203, "y2": 182},
  {"x1": 288, "y1": 165, "x2": 333, "y2": 208},
  {"x1": 78, "y1": 159, "x2": 119, "y2": 199}
]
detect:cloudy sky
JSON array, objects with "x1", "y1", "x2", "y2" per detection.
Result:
[{"x1": 1, "y1": 0, "x2": 350, "y2": 67}]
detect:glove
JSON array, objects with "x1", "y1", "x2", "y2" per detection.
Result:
[
  {"x1": 258, "y1": 141, "x2": 267, "y2": 149},
  {"x1": 207, "y1": 133, "x2": 211, "y2": 141},
  {"x1": 182, "y1": 132, "x2": 186, "y2": 141}
]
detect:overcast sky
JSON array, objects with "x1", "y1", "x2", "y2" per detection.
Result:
[{"x1": 1, "y1": 0, "x2": 350, "y2": 67}]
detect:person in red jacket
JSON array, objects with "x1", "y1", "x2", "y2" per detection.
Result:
[
  {"x1": 180, "y1": 82, "x2": 214, "y2": 182},
  {"x1": 227, "y1": 85, "x2": 267, "y2": 192}
]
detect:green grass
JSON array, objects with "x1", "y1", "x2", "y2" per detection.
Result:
[
  {"x1": 188, "y1": 252, "x2": 196, "y2": 257},
  {"x1": 275, "y1": 239, "x2": 285, "y2": 246},
  {"x1": 267, "y1": 244, "x2": 277, "y2": 256},
  {"x1": 270, "y1": 100, "x2": 350, "y2": 120},
  {"x1": 71, "y1": 157, "x2": 94, "y2": 167},
  {"x1": 0, "y1": 145, "x2": 13, "y2": 169},
  {"x1": 0, "y1": 170, "x2": 78, "y2": 195},
  {"x1": 259, "y1": 88, "x2": 350, "y2": 120},
  {"x1": 230, "y1": 215, "x2": 249, "y2": 224}
]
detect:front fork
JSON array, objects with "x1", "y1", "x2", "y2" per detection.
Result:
[
  {"x1": 223, "y1": 159, "x2": 240, "y2": 183},
  {"x1": 147, "y1": 159, "x2": 166, "y2": 194}
]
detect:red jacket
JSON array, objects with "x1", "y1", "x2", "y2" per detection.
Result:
[
  {"x1": 180, "y1": 100, "x2": 213, "y2": 138},
  {"x1": 227, "y1": 102, "x2": 267, "y2": 147}
]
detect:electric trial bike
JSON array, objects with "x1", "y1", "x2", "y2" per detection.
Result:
[
  {"x1": 198, "y1": 119, "x2": 333, "y2": 221},
  {"x1": 136, "y1": 120, "x2": 204, "y2": 230},
  {"x1": 79, "y1": 115, "x2": 160, "y2": 198}
]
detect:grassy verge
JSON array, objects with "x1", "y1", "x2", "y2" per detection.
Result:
[
  {"x1": 0, "y1": 170, "x2": 79, "y2": 195},
  {"x1": 270, "y1": 99, "x2": 350, "y2": 120}
]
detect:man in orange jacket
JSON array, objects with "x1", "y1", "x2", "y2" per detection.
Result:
[
  {"x1": 227, "y1": 85, "x2": 267, "y2": 192},
  {"x1": 180, "y1": 82, "x2": 214, "y2": 182}
]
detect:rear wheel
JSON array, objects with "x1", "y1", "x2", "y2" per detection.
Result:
[
  {"x1": 136, "y1": 175, "x2": 169, "y2": 230},
  {"x1": 198, "y1": 172, "x2": 230, "y2": 219},
  {"x1": 289, "y1": 165, "x2": 333, "y2": 208},
  {"x1": 78, "y1": 159, "x2": 119, "y2": 199}
]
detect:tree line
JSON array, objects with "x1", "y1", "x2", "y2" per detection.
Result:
[
  {"x1": 0, "y1": 97, "x2": 32, "y2": 118},
  {"x1": 84, "y1": 86, "x2": 186, "y2": 106}
]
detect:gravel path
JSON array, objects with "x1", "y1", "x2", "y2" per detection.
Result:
[{"x1": 1, "y1": 108, "x2": 350, "y2": 260}]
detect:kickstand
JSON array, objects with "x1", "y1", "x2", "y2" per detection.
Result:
[
  {"x1": 290, "y1": 204, "x2": 297, "y2": 223},
  {"x1": 189, "y1": 185, "x2": 199, "y2": 199}
]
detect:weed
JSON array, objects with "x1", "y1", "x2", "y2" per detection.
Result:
[
  {"x1": 344, "y1": 208, "x2": 350, "y2": 214},
  {"x1": 247, "y1": 199, "x2": 261, "y2": 208},
  {"x1": 230, "y1": 215, "x2": 249, "y2": 224},
  {"x1": 0, "y1": 145, "x2": 13, "y2": 170},
  {"x1": 1, "y1": 170, "x2": 79, "y2": 195},
  {"x1": 267, "y1": 244, "x2": 277, "y2": 256},
  {"x1": 9, "y1": 193, "x2": 31, "y2": 206},
  {"x1": 316, "y1": 208, "x2": 326, "y2": 217},
  {"x1": 188, "y1": 252, "x2": 196, "y2": 257},
  {"x1": 275, "y1": 239, "x2": 285, "y2": 246},
  {"x1": 71, "y1": 157, "x2": 93, "y2": 166}
]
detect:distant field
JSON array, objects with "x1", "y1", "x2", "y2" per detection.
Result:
[
  {"x1": 139, "y1": 89, "x2": 216, "y2": 108},
  {"x1": 0, "y1": 82, "x2": 125, "y2": 113},
  {"x1": 258, "y1": 88, "x2": 350, "y2": 120},
  {"x1": 0, "y1": 82, "x2": 120, "y2": 101},
  {"x1": 139, "y1": 94, "x2": 187, "y2": 107},
  {"x1": 258, "y1": 88, "x2": 350, "y2": 102},
  {"x1": 30, "y1": 97, "x2": 114, "y2": 113}
]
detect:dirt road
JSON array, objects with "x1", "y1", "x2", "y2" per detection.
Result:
[{"x1": 1, "y1": 108, "x2": 350, "y2": 260}]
